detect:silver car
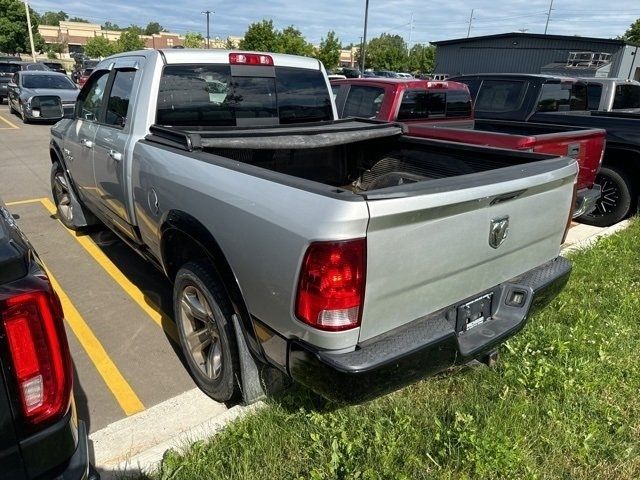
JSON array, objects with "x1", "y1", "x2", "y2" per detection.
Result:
[{"x1": 7, "y1": 71, "x2": 78, "y2": 122}]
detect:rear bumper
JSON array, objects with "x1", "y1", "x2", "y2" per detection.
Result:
[
  {"x1": 288, "y1": 256, "x2": 571, "y2": 403},
  {"x1": 574, "y1": 185, "x2": 601, "y2": 218}
]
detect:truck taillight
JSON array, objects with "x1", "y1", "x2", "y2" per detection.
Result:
[
  {"x1": 229, "y1": 53, "x2": 274, "y2": 66},
  {"x1": 1, "y1": 290, "x2": 72, "y2": 427},
  {"x1": 295, "y1": 239, "x2": 366, "y2": 331}
]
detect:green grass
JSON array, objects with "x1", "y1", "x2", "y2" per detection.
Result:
[{"x1": 150, "y1": 219, "x2": 640, "y2": 480}]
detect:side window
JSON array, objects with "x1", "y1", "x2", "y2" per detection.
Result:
[
  {"x1": 536, "y1": 82, "x2": 571, "y2": 112},
  {"x1": 343, "y1": 86, "x2": 386, "y2": 119},
  {"x1": 570, "y1": 83, "x2": 587, "y2": 111},
  {"x1": 331, "y1": 84, "x2": 340, "y2": 102},
  {"x1": 76, "y1": 71, "x2": 109, "y2": 122},
  {"x1": 446, "y1": 90, "x2": 472, "y2": 118},
  {"x1": 586, "y1": 84, "x2": 603, "y2": 110},
  {"x1": 613, "y1": 84, "x2": 640, "y2": 109},
  {"x1": 397, "y1": 90, "x2": 445, "y2": 120},
  {"x1": 105, "y1": 70, "x2": 137, "y2": 128},
  {"x1": 475, "y1": 80, "x2": 527, "y2": 113}
]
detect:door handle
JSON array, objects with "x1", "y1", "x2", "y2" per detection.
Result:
[
  {"x1": 81, "y1": 139, "x2": 94, "y2": 149},
  {"x1": 108, "y1": 150, "x2": 123, "y2": 162}
]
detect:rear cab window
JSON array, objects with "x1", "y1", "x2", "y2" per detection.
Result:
[
  {"x1": 397, "y1": 88, "x2": 471, "y2": 120},
  {"x1": 613, "y1": 84, "x2": 640, "y2": 109},
  {"x1": 536, "y1": 81, "x2": 586, "y2": 112},
  {"x1": 474, "y1": 80, "x2": 527, "y2": 113},
  {"x1": 343, "y1": 85, "x2": 386, "y2": 118},
  {"x1": 156, "y1": 64, "x2": 333, "y2": 127},
  {"x1": 586, "y1": 83, "x2": 603, "y2": 110}
]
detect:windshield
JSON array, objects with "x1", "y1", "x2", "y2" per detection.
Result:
[
  {"x1": 22, "y1": 75, "x2": 75, "y2": 89},
  {"x1": 0, "y1": 63, "x2": 20, "y2": 74},
  {"x1": 612, "y1": 84, "x2": 640, "y2": 109},
  {"x1": 157, "y1": 64, "x2": 333, "y2": 127}
]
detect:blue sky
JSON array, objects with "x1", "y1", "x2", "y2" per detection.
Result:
[{"x1": 29, "y1": 0, "x2": 640, "y2": 46}]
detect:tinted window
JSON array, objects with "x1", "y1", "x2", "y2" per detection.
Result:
[
  {"x1": 76, "y1": 71, "x2": 109, "y2": 122},
  {"x1": 156, "y1": 64, "x2": 332, "y2": 127},
  {"x1": 343, "y1": 85, "x2": 385, "y2": 118},
  {"x1": 536, "y1": 82, "x2": 571, "y2": 112},
  {"x1": 0, "y1": 63, "x2": 20, "y2": 74},
  {"x1": 613, "y1": 84, "x2": 640, "y2": 109},
  {"x1": 570, "y1": 83, "x2": 587, "y2": 111},
  {"x1": 25, "y1": 63, "x2": 49, "y2": 71},
  {"x1": 475, "y1": 80, "x2": 527, "y2": 113},
  {"x1": 105, "y1": 70, "x2": 136, "y2": 128},
  {"x1": 586, "y1": 83, "x2": 603, "y2": 110},
  {"x1": 446, "y1": 90, "x2": 472, "y2": 117},
  {"x1": 460, "y1": 78, "x2": 482, "y2": 100},
  {"x1": 398, "y1": 90, "x2": 445, "y2": 120},
  {"x1": 22, "y1": 74, "x2": 75, "y2": 89}
]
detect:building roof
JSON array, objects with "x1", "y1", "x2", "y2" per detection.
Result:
[{"x1": 433, "y1": 32, "x2": 639, "y2": 48}]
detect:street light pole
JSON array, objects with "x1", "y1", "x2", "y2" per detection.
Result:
[
  {"x1": 544, "y1": 0, "x2": 554, "y2": 34},
  {"x1": 23, "y1": 0, "x2": 37, "y2": 62},
  {"x1": 202, "y1": 10, "x2": 213, "y2": 48},
  {"x1": 360, "y1": 0, "x2": 369, "y2": 74}
]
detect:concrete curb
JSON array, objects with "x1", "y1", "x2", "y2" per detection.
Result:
[{"x1": 561, "y1": 219, "x2": 632, "y2": 255}]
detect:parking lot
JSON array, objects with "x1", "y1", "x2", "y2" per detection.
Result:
[{"x1": 0, "y1": 103, "x2": 201, "y2": 438}]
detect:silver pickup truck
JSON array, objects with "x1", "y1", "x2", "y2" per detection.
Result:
[{"x1": 50, "y1": 49, "x2": 575, "y2": 404}]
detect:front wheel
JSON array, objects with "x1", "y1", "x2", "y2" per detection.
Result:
[
  {"x1": 51, "y1": 161, "x2": 80, "y2": 230},
  {"x1": 174, "y1": 261, "x2": 241, "y2": 402},
  {"x1": 577, "y1": 166, "x2": 636, "y2": 227}
]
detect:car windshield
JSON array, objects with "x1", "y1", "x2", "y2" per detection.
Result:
[
  {"x1": 0, "y1": 63, "x2": 20, "y2": 74},
  {"x1": 22, "y1": 75, "x2": 75, "y2": 89}
]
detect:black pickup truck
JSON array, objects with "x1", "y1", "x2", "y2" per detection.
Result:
[
  {"x1": 451, "y1": 74, "x2": 640, "y2": 227},
  {"x1": 0, "y1": 199, "x2": 92, "y2": 479}
]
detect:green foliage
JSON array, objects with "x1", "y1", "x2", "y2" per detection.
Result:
[
  {"x1": 46, "y1": 41, "x2": 66, "y2": 55},
  {"x1": 149, "y1": 219, "x2": 640, "y2": 480},
  {"x1": 144, "y1": 22, "x2": 164, "y2": 36},
  {"x1": 314, "y1": 31, "x2": 342, "y2": 70},
  {"x1": 125, "y1": 25, "x2": 144, "y2": 37},
  {"x1": 622, "y1": 18, "x2": 640, "y2": 43},
  {"x1": 239, "y1": 19, "x2": 280, "y2": 52},
  {"x1": 224, "y1": 37, "x2": 237, "y2": 49},
  {"x1": 0, "y1": 0, "x2": 46, "y2": 54},
  {"x1": 83, "y1": 36, "x2": 115, "y2": 58},
  {"x1": 115, "y1": 29, "x2": 145, "y2": 53},
  {"x1": 183, "y1": 32, "x2": 204, "y2": 49},
  {"x1": 278, "y1": 25, "x2": 314, "y2": 56},
  {"x1": 407, "y1": 43, "x2": 436, "y2": 73},
  {"x1": 102, "y1": 21, "x2": 122, "y2": 31},
  {"x1": 46, "y1": 50, "x2": 57, "y2": 59},
  {"x1": 360, "y1": 33, "x2": 408, "y2": 71},
  {"x1": 39, "y1": 10, "x2": 68, "y2": 26}
]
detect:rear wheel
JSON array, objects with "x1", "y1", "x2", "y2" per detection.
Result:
[
  {"x1": 51, "y1": 161, "x2": 80, "y2": 230},
  {"x1": 577, "y1": 166, "x2": 636, "y2": 227},
  {"x1": 174, "y1": 261, "x2": 240, "y2": 402}
]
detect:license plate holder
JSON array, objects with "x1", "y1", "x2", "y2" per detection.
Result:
[{"x1": 456, "y1": 293, "x2": 493, "y2": 333}]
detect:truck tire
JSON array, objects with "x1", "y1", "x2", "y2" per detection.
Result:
[
  {"x1": 577, "y1": 166, "x2": 635, "y2": 227},
  {"x1": 173, "y1": 261, "x2": 241, "y2": 402},
  {"x1": 51, "y1": 161, "x2": 82, "y2": 230}
]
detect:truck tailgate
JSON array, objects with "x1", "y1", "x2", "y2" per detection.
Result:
[{"x1": 358, "y1": 157, "x2": 577, "y2": 341}]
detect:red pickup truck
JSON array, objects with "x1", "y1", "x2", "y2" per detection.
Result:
[{"x1": 331, "y1": 78, "x2": 606, "y2": 218}]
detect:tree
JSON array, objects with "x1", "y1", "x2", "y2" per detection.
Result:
[
  {"x1": 115, "y1": 29, "x2": 145, "y2": 52},
  {"x1": 0, "y1": 0, "x2": 46, "y2": 54},
  {"x1": 68, "y1": 17, "x2": 89, "y2": 23},
  {"x1": 40, "y1": 10, "x2": 68, "y2": 26},
  {"x1": 239, "y1": 19, "x2": 280, "y2": 52},
  {"x1": 315, "y1": 31, "x2": 342, "y2": 70},
  {"x1": 183, "y1": 32, "x2": 204, "y2": 48},
  {"x1": 622, "y1": 18, "x2": 640, "y2": 43},
  {"x1": 224, "y1": 37, "x2": 237, "y2": 49},
  {"x1": 278, "y1": 25, "x2": 314, "y2": 56},
  {"x1": 359, "y1": 34, "x2": 408, "y2": 71},
  {"x1": 102, "y1": 21, "x2": 122, "y2": 31},
  {"x1": 125, "y1": 25, "x2": 144, "y2": 36},
  {"x1": 408, "y1": 43, "x2": 436, "y2": 73},
  {"x1": 144, "y1": 22, "x2": 164, "y2": 36},
  {"x1": 84, "y1": 36, "x2": 115, "y2": 58}
]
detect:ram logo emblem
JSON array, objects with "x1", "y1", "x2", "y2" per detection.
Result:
[{"x1": 489, "y1": 216, "x2": 510, "y2": 249}]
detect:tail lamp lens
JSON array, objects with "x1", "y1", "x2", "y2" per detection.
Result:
[
  {"x1": 2, "y1": 291, "x2": 72, "y2": 426},
  {"x1": 229, "y1": 53, "x2": 274, "y2": 66},
  {"x1": 295, "y1": 239, "x2": 366, "y2": 331}
]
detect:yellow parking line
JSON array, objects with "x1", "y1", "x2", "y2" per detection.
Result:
[
  {"x1": 45, "y1": 266, "x2": 145, "y2": 416},
  {"x1": 0, "y1": 115, "x2": 19, "y2": 130},
  {"x1": 40, "y1": 198, "x2": 179, "y2": 343},
  {"x1": 6, "y1": 198, "x2": 48, "y2": 207}
]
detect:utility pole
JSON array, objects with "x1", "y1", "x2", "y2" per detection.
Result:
[
  {"x1": 466, "y1": 9, "x2": 475, "y2": 38},
  {"x1": 361, "y1": 0, "x2": 369, "y2": 74},
  {"x1": 23, "y1": 0, "x2": 37, "y2": 62},
  {"x1": 202, "y1": 10, "x2": 213, "y2": 48},
  {"x1": 544, "y1": 0, "x2": 554, "y2": 34},
  {"x1": 408, "y1": 13, "x2": 414, "y2": 51}
]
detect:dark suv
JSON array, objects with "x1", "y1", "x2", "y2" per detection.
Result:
[
  {"x1": 0, "y1": 62, "x2": 50, "y2": 101},
  {"x1": 0, "y1": 199, "x2": 92, "y2": 479}
]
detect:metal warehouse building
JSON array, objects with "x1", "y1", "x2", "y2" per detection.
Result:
[{"x1": 433, "y1": 33, "x2": 640, "y2": 80}]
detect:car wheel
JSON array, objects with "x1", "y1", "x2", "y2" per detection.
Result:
[
  {"x1": 19, "y1": 103, "x2": 30, "y2": 124},
  {"x1": 51, "y1": 161, "x2": 79, "y2": 230},
  {"x1": 577, "y1": 166, "x2": 636, "y2": 227},
  {"x1": 174, "y1": 261, "x2": 241, "y2": 402}
]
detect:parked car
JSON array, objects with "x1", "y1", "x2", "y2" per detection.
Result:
[
  {"x1": 76, "y1": 69, "x2": 93, "y2": 88},
  {"x1": 42, "y1": 61, "x2": 67, "y2": 75},
  {"x1": 0, "y1": 61, "x2": 50, "y2": 102},
  {"x1": 327, "y1": 74, "x2": 347, "y2": 80},
  {"x1": 50, "y1": 49, "x2": 574, "y2": 404},
  {"x1": 372, "y1": 70, "x2": 399, "y2": 78},
  {"x1": 396, "y1": 72, "x2": 413, "y2": 79},
  {"x1": 340, "y1": 67, "x2": 361, "y2": 78},
  {"x1": 330, "y1": 78, "x2": 606, "y2": 218},
  {"x1": 7, "y1": 71, "x2": 79, "y2": 123},
  {"x1": 0, "y1": 198, "x2": 93, "y2": 480},
  {"x1": 577, "y1": 78, "x2": 640, "y2": 112},
  {"x1": 451, "y1": 73, "x2": 640, "y2": 226}
]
